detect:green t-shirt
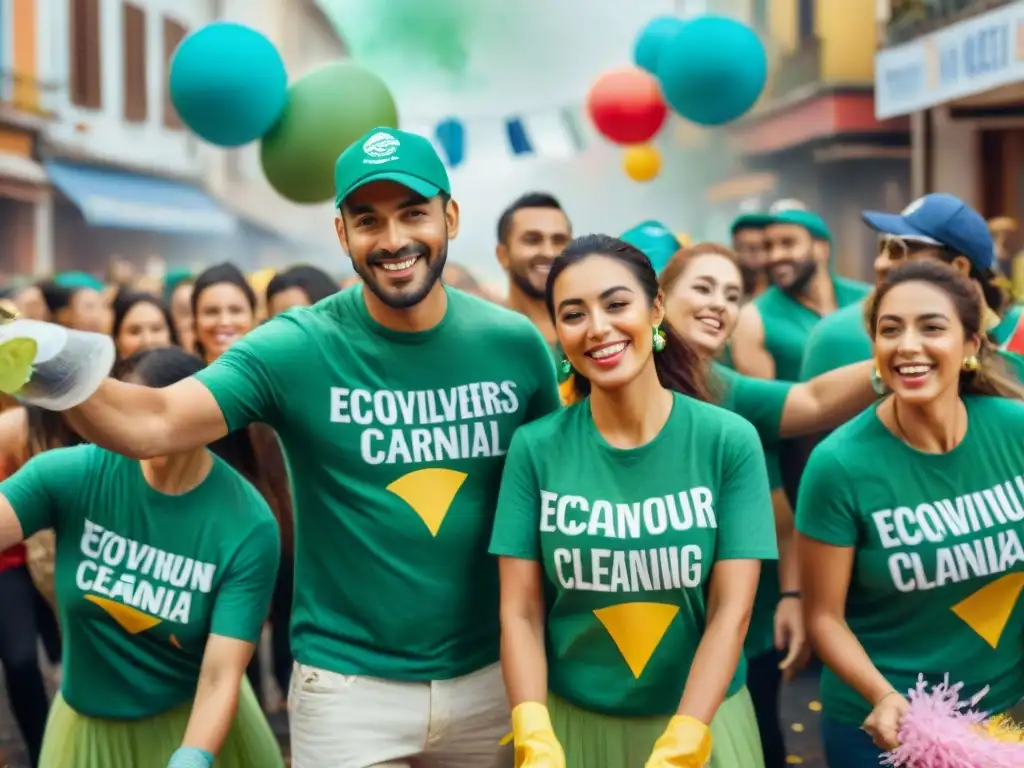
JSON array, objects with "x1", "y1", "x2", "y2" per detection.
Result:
[
  {"x1": 489, "y1": 393, "x2": 778, "y2": 717},
  {"x1": 751, "y1": 277, "x2": 868, "y2": 492},
  {"x1": 0, "y1": 445, "x2": 279, "y2": 719},
  {"x1": 711, "y1": 363, "x2": 791, "y2": 448},
  {"x1": 712, "y1": 363, "x2": 792, "y2": 657},
  {"x1": 193, "y1": 286, "x2": 561, "y2": 681},
  {"x1": 796, "y1": 396, "x2": 1024, "y2": 725},
  {"x1": 754, "y1": 277, "x2": 871, "y2": 382},
  {"x1": 799, "y1": 300, "x2": 871, "y2": 380}
]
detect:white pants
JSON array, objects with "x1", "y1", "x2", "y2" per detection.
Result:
[{"x1": 288, "y1": 661, "x2": 514, "y2": 768}]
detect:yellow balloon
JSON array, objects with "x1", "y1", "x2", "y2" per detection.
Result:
[
  {"x1": 623, "y1": 145, "x2": 661, "y2": 182},
  {"x1": 675, "y1": 232, "x2": 692, "y2": 247}
]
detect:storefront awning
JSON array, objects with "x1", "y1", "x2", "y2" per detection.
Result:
[
  {"x1": 874, "y1": 2, "x2": 1024, "y2": 119},
  {"x1": 44, "y1": 160, "x2": 238, "y2": 236}
]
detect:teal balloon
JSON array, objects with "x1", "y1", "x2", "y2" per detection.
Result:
[
  {"x1": 169, "y1": 22, "x2": 287, "y2": 147},
  {"x1": 260, "y1": 62, "x2": 398, "y2": 205},
  {"x1": 656, "y1": 16, "x2": 767, "y2": 126},
  {"x1": 634, "y1": 16, "x2": 685, "y2": 74}
]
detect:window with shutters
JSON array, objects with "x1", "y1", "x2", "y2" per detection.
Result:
[
  {"x1": 69, "y1": 0, "x2": 102, "y2": 109},
  {"x1": 123, "y1": 3, "x2": 147, "y2": 122},
  {"x1": 162, "y1": 17, "x2": 187, "y2": 129}
]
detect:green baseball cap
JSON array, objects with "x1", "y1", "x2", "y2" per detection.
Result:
[
  {"x1": 730, "y1": 213, "x2": 773, "y2": 234},
  {"x1": 766, "y1": 209, "x2": 832, "y2": 242},
  {"x1": 334, "y1": 127, "x2": 451, "y2": 207}
]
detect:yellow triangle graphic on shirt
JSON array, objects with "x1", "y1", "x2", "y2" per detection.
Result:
[
  {"x1": 386, "y1": 468, "x2": 468, "y2": 537},
  {"x1": 85, "y1": 595, "x2": 162, "y2": 634},
  {"x1": 594, "y1": 602, "x2": 679, "y2": 679},
  {"x1": 950, "y1": 572, "x2": 1024, "y2": 649}
]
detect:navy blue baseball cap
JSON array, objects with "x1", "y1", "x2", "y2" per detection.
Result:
[{"x1": 861, "y1": 194, "x2": 995, "y2": 271}]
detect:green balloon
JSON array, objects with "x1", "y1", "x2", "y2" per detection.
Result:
[{"x1": 260, "y1": 62, "x2": 398, "y2": 204}]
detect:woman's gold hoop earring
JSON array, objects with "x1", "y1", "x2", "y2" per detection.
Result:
[{"x1": 961, "y1": 355, "x2": 980, "y2": 372}]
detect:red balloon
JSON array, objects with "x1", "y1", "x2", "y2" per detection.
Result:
[{"x1": 586, "y1": 67, "x2": 668, "y2": 145}]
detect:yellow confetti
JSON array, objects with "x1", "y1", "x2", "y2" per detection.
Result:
[
  {"x1": 808, "y1": 701, "x2": 822, "y2": 712},
  {"x1": 790, "y1": 722, "x2": 805, "y2": 732},
  {"x1": 785, "y1": 756, "x2": 804, "y2": 765}
]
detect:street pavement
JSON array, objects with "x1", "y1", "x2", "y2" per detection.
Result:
[{"x1": 0, "y1": 661, "x2": 827, "y2": 768}]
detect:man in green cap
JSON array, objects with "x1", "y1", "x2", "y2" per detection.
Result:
[
  {"x1": 731, "y1": 208, "x2": 871, "y2": 381},
  {"x1": 730, "y1": 213, "x2": 772, "y2": 299},
  {"x1": 32, "y1": 127, "x2": 559, "y2": 766}
]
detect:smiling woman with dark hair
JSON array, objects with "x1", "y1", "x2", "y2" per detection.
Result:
[
  {"x1": 798, "y1": 260, "x2": 1024, "y2": 768},
  {"x1": 111, "y1": 291, "x2": 178, "y2": 360},
  {"x1": 492, "y1": 234, "x2": 776, "y2": 767},
  {"x1": 264, "y1": 265, "x2": 339, "y2": 317}
]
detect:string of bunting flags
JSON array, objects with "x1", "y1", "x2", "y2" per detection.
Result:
[{"x1": 401, "y1": 103, "x2": 596, "y2": 169}]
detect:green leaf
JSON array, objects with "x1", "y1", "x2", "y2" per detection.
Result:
[{"x1": 0, "y1": 337, "x2": 37, "y2": 395}]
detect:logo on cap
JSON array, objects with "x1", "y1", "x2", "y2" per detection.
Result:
[
  {"x1": 902, "y1": 197, "x2": 926, "y2": 216},
  {"x1": 769, "y1": 198, "x2": 808, "y2": 214},
  {"x1": 363, "y1": 132, "x2": 399, "y2": 165}
]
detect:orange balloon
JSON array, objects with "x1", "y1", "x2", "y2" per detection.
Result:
[{"x1": 623, "y1": 145, "x2": 661, "y2": 182}]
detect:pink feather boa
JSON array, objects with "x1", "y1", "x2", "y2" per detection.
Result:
[{"x1": 883, "y1": 675, "x2": 1024, "y2": 768}]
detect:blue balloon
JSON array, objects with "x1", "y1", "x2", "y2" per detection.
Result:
[
  {"x1": 169, "y1": 22, "x2": 287, "y2": 147},
  {"x1": 656, "y1": 16, "x2": 767, "y2": 126},
  {"x1": 634, "y1": 16, "x2": 686, "y2": 74}
]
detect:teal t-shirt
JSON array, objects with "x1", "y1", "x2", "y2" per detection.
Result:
[
  {"x1": 489, "y1": 393, "x2": 778, "y2": 717},
  {"x1": 989, "y1": 306, "x2": 1024, "y2": 381},
  {"x1": 754, "y1": 276, "x2": 871, "y2": 382},
  {"x1": 796, "y1": 397, "x2": 1024, "y2": 725},
  {"x1": 711, "y1": 363, "x2": 791, "y2": 448},
  {"x1": 799, "y1": 300, "x2": 871, "y2": 380},
  {"x1": 193, "y1": 286, "x2": 562, "y2": 681},
  {"x1": 0, "y1": 445, "x2": 279, "y2": 719},
  {"x1": 711, "y1": 363, "x2": 792, "y2": 658}
]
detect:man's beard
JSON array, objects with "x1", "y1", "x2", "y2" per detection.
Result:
[
  {"x1": 769, "y1": 258, "x2": 818, "y2": 298},
  {"x1": 740, "y1": 265, "x2": 762, "y2": 297},
  {"x1": 509, "y1": 257, "x2": 553, "y2": 301},
  {"x1": 354, "y1": 240, "x2": 448, "y2": 309}
]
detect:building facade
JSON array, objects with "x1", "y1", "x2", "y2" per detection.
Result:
[
  {"x1": 0, "y1": 0, "x2": 345, "y2": 279},
  {"x1": 704, "y1": 0, "x2": 912, "y2": 280},
  {"x1": 874, "y1": 0, "x2": 1023, "y2": 223},
  {"x1": 0, "y1": 0, "x2": 61, "y2": 278},
  {"x1": 32, "y1": 0, "x2": 251, "y2": 276},
  {"x1": 205, "y1": 0, "x2": 347, "y2": 270}
]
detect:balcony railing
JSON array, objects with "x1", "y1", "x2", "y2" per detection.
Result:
[
  {"x1": 771, "y1": 35, "x2": 822, "y2": 100},
  {"x1": 885, "y1": 0, "x2": 1013, "y2": 46}
]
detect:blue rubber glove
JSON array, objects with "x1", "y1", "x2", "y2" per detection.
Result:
[{"x1": 167, "y1": 747, "x2": 214, "y2": 768}]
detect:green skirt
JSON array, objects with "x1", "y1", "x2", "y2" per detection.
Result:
[
  {"x1": 549, "y1": 686, "x2": 764, "y2": 768},
  {"x1": 38, "y1": 679, "x2": 284, "y2": 768}
]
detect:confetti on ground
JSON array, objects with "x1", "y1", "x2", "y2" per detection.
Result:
[
  {"x1": 786, "y1": 756, "x2": 805, "y2": 764},
  {"x1": 808, "y1": 700, "x2": 823, "y2": 712},
  {"x1": 791, "y1": 722, "x2": 805, "y2": 732}
]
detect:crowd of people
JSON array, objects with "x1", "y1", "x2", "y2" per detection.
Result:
[{"x1": 0, "y1": 124, "x2": 1021, "y2": 768}]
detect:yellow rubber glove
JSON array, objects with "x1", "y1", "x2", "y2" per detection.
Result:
[
  {"x1": 511, "y1": 702, "x2": 566, "y2": 768},
  {"x1": 644, "y1": 715, "x2": 713, "y2": 768}
]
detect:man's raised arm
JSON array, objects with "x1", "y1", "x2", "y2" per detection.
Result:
[{"x1": 65, "y1": 378, "x2": 229, "y2": 460}]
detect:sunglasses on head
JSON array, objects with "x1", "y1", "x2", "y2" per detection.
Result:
[{"x1": 878, "y1": 235, "x2": 957, "y2": 262}]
